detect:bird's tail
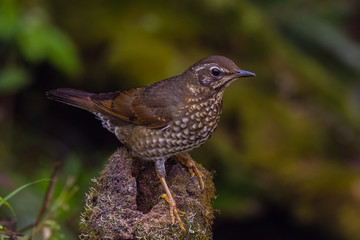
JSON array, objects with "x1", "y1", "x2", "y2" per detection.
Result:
[{"x1": 46, "y1": 88, "x2": 95, "y2": 111}]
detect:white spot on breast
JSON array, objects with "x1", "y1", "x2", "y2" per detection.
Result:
[
  {"x1": 182, "y1": 117, "x2": 189, "y2": 123},
  {"x1": 148, "y1": 149, "x2": 157, "y2": 156}
]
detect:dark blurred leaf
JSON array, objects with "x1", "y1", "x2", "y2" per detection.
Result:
[
  {"x1": 0, "y1": 67, "x2": 30, "y2": 94},
  {"x1": 17, "y1": 9, "x2": 81, "y2": 75},
  {"x1": 0, "y1": 197, "x2": 15, "y2": 216},
  {"x1": 289, "y1": 16, "x2": 360, "y2": 73},
  {"x1": 0, "y1": 0, "x2": 18, "y2": 40},
  {"x1": 0, "y1": 179, "x2": 50, "y2": 207}
]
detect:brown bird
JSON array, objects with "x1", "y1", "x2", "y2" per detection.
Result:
[{"x1": 47, "y1": 56, "x2": 255, "y2": 232}]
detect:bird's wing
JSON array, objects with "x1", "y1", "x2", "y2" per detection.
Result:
[{"x1": 91, "y1": 88, "x2": 175, "y2": 128}]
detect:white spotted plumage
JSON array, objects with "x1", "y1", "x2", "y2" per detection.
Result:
[{"x1": 122, "y1": 92, "x2": 223, "y2": 161}]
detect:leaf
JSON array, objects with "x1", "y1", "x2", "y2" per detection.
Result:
[
  {"x1": 17, "y1": 15, "x2": 81, "y2": 75},
  {"x1": 0, "y1": 67, "x2": 30, "y2": 94},
  {"x1": 0, "y1": 0, "x2": 19, "y2": 40},
  {"x1": 0, "y1": 197, "x2": 15, "y2": 216},
  {"x1": 0, "y1": 179, "x2": 50, "y2": 208},
  {"x1": 45, "y1": 27, "x2": 82, "y2": 75}
]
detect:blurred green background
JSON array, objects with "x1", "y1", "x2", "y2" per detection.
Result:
[{"x1": 1, "y1": 0, "x2": 360, "y2": 239}]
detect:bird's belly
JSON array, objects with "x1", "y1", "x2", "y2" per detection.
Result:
[{"x1": 126, "y1": 107, "x2": 221, "y2": 161}]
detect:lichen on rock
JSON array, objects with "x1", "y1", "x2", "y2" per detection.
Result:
[{"x1": 79, "y1": 147, "x2": 215, "y2": 240}]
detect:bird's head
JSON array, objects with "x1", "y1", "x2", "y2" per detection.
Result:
[{"x1": 188, "y1": 56, "x2": 255, "y2": 92}]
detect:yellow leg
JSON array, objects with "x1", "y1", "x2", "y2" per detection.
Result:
[
  {"x1": 158, "y1": 174, "x2": 186, "y2": 232},
  {"x1": 175, "y1": 153, "x2": 205, "y2": 189}
]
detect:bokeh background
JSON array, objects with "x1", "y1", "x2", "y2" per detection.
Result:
[{"x1": 1, "y1": 0, "x2": 360, "y2": 239}]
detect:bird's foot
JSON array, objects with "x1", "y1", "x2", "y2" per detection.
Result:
[
  {"x1": 161, "y1": 193, "x2": 185, "y2": 232},
  {"x1": 157, "y1": 174, "x2": 186, "y2": 232},
  {"x1": 175, "y1": 153, "x2": 205, "y2": 189}
]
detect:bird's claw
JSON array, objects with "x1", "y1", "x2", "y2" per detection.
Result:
[
  {"x1": 188, "y1": 164, "x2": 205, "y2": 189},
  {"x1": 175, "y1": 154, "x2": 205, "y2": 189},
  {"x1": 161, "y1": 193, "x2": 185, "y2": 231}
]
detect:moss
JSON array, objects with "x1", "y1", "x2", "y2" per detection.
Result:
[{"x1": 79, "y1": 147, "x2": 215, "y2": 239}]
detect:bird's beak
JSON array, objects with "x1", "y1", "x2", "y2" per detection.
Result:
[
  {"x1": 234, "y1": 69, "x2": 256, "y2": 78},
  {"x1": 214, "y1": 69, "x2": 256, "y2": 91}
]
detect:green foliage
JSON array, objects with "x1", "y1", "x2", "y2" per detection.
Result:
[
  {"x1": 0, "y1": 67, "x2": 30, "y2": 94},
  {"x1": 0, "y1": 0, "x2": 18, "y2": 40},
  {"x1": 0, "y1": 177, "x2": 78, "y2": 240},
  {"x1": 16, "y1": 11, "x2": 81, "y2": 75},
  {"x1": 0, "y1": 179, "x2": 49, "y2": 239},
  {"x1": 0, "y1": 0, "x2": 81, "y2": 95},
  {"x1": 20, "y1": 179, "x2": 79, "y2": 240},
  {"x1": 0, "y1": 179, "x2": 50, "y2": 208},
  {"x1": 0, "y1": 197, "x2": 15, "y2": 216}
]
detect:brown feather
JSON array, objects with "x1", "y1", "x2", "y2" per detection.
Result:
[
  {"x1": 46, "y1": 88, "x2": 95, "y2": 111},
  {"x1": 91, "y1": 89, "x2": 137, "y2": 121},
  {"x1": 91, "y1": 88, "x2": 172, "y2": 128}
]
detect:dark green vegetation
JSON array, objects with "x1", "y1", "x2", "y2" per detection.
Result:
[{"x1": 1, "y1": 0, "x2": 360, "y2": 239}]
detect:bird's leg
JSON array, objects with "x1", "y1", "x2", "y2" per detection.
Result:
[
  {"x1": 174, "y1": 153, "x2": 205, "y2": 189},
  {"x1": 155, "y1": 159, "x2": 186, "y2": 232}
]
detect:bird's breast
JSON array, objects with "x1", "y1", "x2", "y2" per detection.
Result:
[{"x1": 127, "y1": 97, "x2": 223, "y2": 161}]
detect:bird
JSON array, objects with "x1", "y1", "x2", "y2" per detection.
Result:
[{"x1": 47, "y1": 55, "x2": 255, "y2": 232}]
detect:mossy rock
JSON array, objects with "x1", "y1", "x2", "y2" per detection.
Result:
[{"x1": 79, "y1": 147, "x2": 215, "y2": 240}]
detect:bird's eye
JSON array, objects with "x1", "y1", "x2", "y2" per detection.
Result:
[{"x1": 210, "y1": 67, "x2": 221, "y2": 76}]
